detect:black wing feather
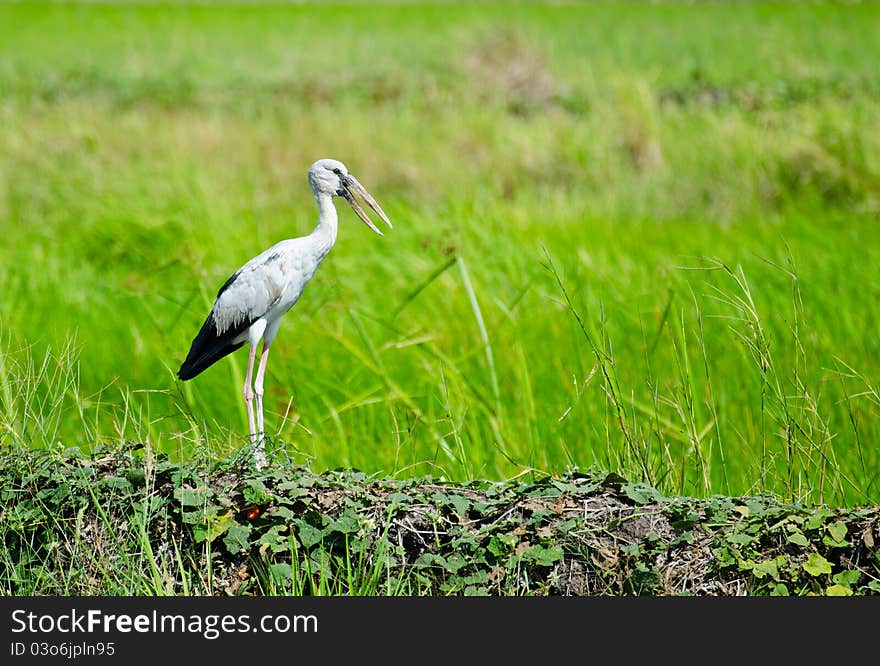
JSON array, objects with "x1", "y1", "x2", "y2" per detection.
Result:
[{"x1": 177, "y1": 271, "x2": 252, "y2": 381}]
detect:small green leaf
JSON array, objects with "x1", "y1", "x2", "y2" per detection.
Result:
[
  {"x1": 787, "y1": 532, "x2": 809, "y2": 547},
  {"x1": 413, "y1": 553, "x2": 442, "y2": 569},
  {"x1": 622, "y1": 483, "x2": 662, "y2": 505},
  {"x1": 825, "y1": 584, "x2": 853, "y2": 597},
  {"x1": 520, "y1": 545, "x2": 564, "y2": 567},
  {"x1": 296, "y1": 520, "x2": 324, "y2": 548},
  {"x1": 272, "y1": 506, "x2": 297, "y2": 521},
  {"x1": 770, "y1": 583, "x2": 789, "y2": 596},
  {"x1": 386, "y1": 492, "x2": 413, "y2": 506},
  {"x1": 243, "y1": 479, "x2": 273, "y2": 505},
  {"x1": 823, "y1": 521, "x2": 849, "y2": 547},
  {"x1": 713, "y1": 547, "x2": 736, "y2": 568},
  {"x1": 746, "y1": 500, "x2": 766, "y2": 516},
  {"x1": 192, "y1": 524, "x2": 209, "y2": 542},
  {"x1": 827, "y1": 521, "x2": 847, "y2": 543},
  {"x1": 125, "y1": 468, "x2": 146, "y2": 487},
  {"x1": 833, "y1": 570, "x2": 860, "y2": 587},
  {"x1": 445, "y1": 493, "x2": 471, "y2": 516},
  {"x1": 727, "y1": 532, "x2": 757, "y2": 546},
  {"x1": 328, "y1": 511, "x2": 359, "y2": 535},
  {"x1": 804, "y1": 508, "x2": 833, "y2": 531},
  {"x1": 441, "y1": 554, "x2": 467, "y2": 573},
  {"x1": 269, "y1": 563, "x2": 293, "y2": 581},
  {"x1": 487, "y1": 534, "x2": 516, "y2": 557},
  {"x1": 205, "y1": 510, "x2": 237, "y2": 542},
  {"x1": 100, "y1": 476, "x2": 133, "y2": 491},
  {"x1": 601, "y1": 472, "x2": 628, "y2": 488},
  {"x1": 174, "y1": 485, "x2": 211, "y2": 507},
  {"x1": 258, "y1": 524, "x2": 289, "y2": 553},
  {"x1": 751, "y1": 559, "x2": 780, "y2": 580},
  {"x1": 803, "y1": 553, "x2": 832, "y2": 577},
  {"x1": 223, "y1": 524, "x2": 252, "y2": 555}
]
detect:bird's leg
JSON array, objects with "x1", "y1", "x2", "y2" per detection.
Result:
[
  {"x1": 252, "y1": 340, "x2": 272, "y2": 469},
  {"x1": 243, "y1": 343, "x2": 258, "y2": 451}
]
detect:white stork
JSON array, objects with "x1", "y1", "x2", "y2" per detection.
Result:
[{"x1": 177, "y1": 158, "x2": 392, "y2": 468}]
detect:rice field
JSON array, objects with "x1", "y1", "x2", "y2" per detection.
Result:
[{"x1": 1, "y1": 1, "x2": 879, "y2": 507}]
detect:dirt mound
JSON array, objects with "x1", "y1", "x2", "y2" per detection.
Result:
[{"x1": 2, "y1": 447, "x2": 877, "y2": 595}]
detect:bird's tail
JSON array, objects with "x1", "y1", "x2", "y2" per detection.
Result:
[{"x1": 177, "y1": 313, "x2": 247, "y2": 380}]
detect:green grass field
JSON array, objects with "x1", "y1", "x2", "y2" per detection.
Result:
[{"x1": 1, "y1": 1, "x2": 879, "y2": 507}]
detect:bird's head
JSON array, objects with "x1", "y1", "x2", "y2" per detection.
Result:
[{"x1": 307, "y1": 158, "x2": 393, "y2": 236}]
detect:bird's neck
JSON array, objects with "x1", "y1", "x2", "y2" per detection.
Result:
[{"x1": 311, "y1": 192, "x2": 339, "y2": 257}]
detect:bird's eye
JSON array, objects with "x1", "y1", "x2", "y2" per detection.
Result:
[{"x1": 333, "y1": 168, "x2": 342, "y2": 175}]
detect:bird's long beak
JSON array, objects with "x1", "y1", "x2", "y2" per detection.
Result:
[{"x1": 342, "y1": 174, "x2": 393, "y2": 237}]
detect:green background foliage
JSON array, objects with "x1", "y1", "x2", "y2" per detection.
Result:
[{"x1": 1, "y1": 2, "x2": 879, "y2": 506}]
